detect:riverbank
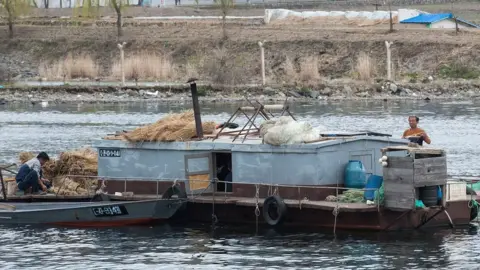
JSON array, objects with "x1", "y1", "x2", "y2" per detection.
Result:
[{"x1": 0, "y1": 80, "x2": 479, "y2": 104}]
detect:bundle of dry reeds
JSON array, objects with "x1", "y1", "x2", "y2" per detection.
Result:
[
  {"x1": 121, "y1": 110, "x2": 216, "y2": 142},
  {"x1": 19, "y1": 152, "x2": 35, "y2": 164},
  {"x1": 17, "y1": 148, "x2": 98, "y2": 196},
  {"x1": 51, "y1": 175, "x2": 94, "y2": 196}
]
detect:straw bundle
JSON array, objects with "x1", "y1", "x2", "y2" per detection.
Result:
[
  {"x1": 17, "y1": 148, "x2": 98, "y2": 196},
  {"x1": 19, "y1": 152, "x2": 35, "y2": 164},
  {"x1": 122, "y1": 110, "x2": 216, "y2": 142},
  {"x1": 51, "y1": 176, "x2": 95, "y2": 196}
]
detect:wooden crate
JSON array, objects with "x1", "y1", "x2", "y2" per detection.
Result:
[
  {"x1": 446, "y1": 180, "x2": 467, "y2": 201},
  {"x1": 381, "y1": 146, "x2": 447, "y2": 211}
]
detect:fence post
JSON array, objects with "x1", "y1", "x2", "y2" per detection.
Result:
[
  {"x1": 258, "y1": 40, "x2": 266, "y2": 86},
  {"x1": 117, "y1": 42, "x2": 127, "y2": 87},
  {"x1": 385, "y1": 41, "x2": 393, "y2": 81}
]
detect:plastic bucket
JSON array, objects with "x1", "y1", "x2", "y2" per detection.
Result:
[{"x1": 364, "y1": 174, "x2": 383, "y2": 201}]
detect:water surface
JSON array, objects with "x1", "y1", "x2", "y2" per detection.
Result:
[
  {"x1": 1, "y1": 99, "x2": 480, "y2": 269},
  {"x1": 1, "y1": 99, "x2": 479, "y2": 176}
]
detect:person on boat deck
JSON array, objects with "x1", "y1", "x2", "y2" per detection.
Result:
[
  {"x1": 402, "y1": 115, "x2": 431, "y2": 146},
  {"x1": 216, "y1": 159, "x2": 232, "y2": 192},
  {"x1": 15, "y1": 152, "x2": 52, "y2": 194}
]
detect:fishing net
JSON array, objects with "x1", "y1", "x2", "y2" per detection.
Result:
[
  {"x1": 260, "y1": 116, "x2": 322, "y2": 145},
  {"x1": 337, "y1": 189, "x2": 365, "y2": 203},
  {"x1": 374, "y1": 182, "x2": 384, "y2": 205},
  {"x1": 120, "y1": 110, "x2": 216, "y2": 142}
]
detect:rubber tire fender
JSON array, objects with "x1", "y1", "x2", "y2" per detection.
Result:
[{"x1": 263, "y1": 195, "x2": 287, "y2": 226}]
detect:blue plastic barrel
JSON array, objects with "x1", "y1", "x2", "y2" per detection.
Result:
[
  {"x1": 344, "y1": 160, "x2": 367, "y2": 189},
  {"x1": 364, "y1": 175, "x2": 383, "y2": 201}
]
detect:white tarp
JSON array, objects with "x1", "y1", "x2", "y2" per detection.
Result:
[
  {"x1": 260, "y1": 116, "x2": 324, "y2": 146},
  {"x1": 398, "y1": 8, "x2": 428, "y2": 22},
  {"x1": 264, "y1": 8, "x2": 410, "y2": 24}
]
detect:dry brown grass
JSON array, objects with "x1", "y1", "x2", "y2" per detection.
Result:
[
  {"x1": 298, "y1": 56, "x2": 320, "y2": 84},
  {"x1": 111, "y1": 52, "x2": 175, "y2": 80},
  {"x1": 120, "y1": 110, "x2": 216, "y2": 142},
  {"x1": 283, "y1": 56, "x2": 296, "y2": 84},
  {"x1": 39, "y1": 53, "x2": 99, "y2": 80},
  {"x1": 354, "y1": 52, "x2": 375, "y2": 81}
]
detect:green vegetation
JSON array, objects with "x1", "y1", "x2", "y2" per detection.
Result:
[
  {"x1": 438, "y1": 63, "x2": 480, "y2": 79},
  {"x1": 0, "y1": 0, "x2": 31, "y2": 38}
]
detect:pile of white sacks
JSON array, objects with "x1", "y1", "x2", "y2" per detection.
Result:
[{"x1": 260, "y1": 116, "x2": 325, "y2": 145}]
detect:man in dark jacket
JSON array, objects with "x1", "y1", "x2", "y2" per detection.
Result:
[{"x1": 15, "y1": 152, "x2": 51, "y2": 194}]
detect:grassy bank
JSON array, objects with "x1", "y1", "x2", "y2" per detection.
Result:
[{"x1": 1, "y1": 3, "x2": 480, "y2": 91}]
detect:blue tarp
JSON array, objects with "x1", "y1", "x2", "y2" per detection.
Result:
[
  {"x1": 400, "y1": 13, "x2": 480, "y2": 28},
  {"x1": 400, "y1": 13, "x2": 452, "y2": 24}
]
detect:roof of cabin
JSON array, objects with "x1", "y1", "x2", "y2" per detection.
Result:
[{"x1": 94, "y1": 135, "x2": 408, "y2": 153}]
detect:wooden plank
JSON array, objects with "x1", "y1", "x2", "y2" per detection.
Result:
[
  {"x1": 384, "y1": 196, "x2": 414, "y2": 210},
  {"x1": 414, "y1": 157, "x2": 447, "y2": 186},
  {"x1": 414, "y1": 173, "x2": 447, "y2": 187},
  {"x1": 233, "y1": 198, "x2": 378, "y2": 212},
  {"x1": 384, "y1": 168, "x2": 414, "y2": 184},
  {"x1": 386, "y1": 157, "x2": 413, "y2": 169},
  {"x1": 382, "y1": 146, "x2": 445, "y2": 155},
  {"x1": 188, "y1": 174, "x2": 211, "y2": 191},
  {"x1": 0, "y1": 203, "x2": 15, "y2": 210},
  {"x1": 414, "y1": 165, "x2": 447, "y2": 176},
  {"x1": 385, "y1": 189, "x2": 415, "y2": 210},
  {"x1": 414, "y1": 157, "x2": 446, "y2": 168},
  {"x1": 384, "y1": 182, "x2": 415, "y2": 193}
]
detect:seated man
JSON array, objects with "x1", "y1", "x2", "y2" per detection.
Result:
[
  {"x1": 15, "y1": 152, "x2": 51, "y2": 194},
  {"x1": 402, "y1": 115, "x2": 431, "y2": 146}
]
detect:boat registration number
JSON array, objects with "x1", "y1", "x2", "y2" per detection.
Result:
[
  {"x1": 99, "y1": 148, "x2": 121, "y2": 157},
  {"x1": 91, "y1": 205, "x2": 129, "y2": 217}
]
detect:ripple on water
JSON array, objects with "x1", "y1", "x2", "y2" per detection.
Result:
[{"x1": 1, "y1": 225, "x2": 480, "y2": 269}]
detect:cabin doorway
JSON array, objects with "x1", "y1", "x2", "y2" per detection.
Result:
[{"x1": 213, "y1": 152, "x2": 232, "y2": 193}]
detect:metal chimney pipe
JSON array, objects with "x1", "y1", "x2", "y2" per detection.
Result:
[{"x1": 187, "y1": 78, "x2": 203, "y2": 139}]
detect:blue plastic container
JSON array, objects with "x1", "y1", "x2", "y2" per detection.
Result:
[
  {"x1": 344, "y1": 160, "x2": 367, "y2": 189},
  {"x1": 364, "y1": 175, "x2": 383, "y2": 201}
]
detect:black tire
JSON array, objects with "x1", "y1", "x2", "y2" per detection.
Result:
[
  {"x1": 263, "y1": 195, "x2": 287, "y2": 226},
  {"x1": 161, "y1": 185, "x2": 187, "y2": 199},
  {"x1": 420, "y1": 186, "x2": 438, "y2": 207}
]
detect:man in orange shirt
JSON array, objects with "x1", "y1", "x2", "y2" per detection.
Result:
[{"x1": 402, "y1": 116, "x2": 431, "y2": 145}]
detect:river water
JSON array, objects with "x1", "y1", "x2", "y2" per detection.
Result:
[{"x1": 0, "y1": 99, "x2": 480, "y2": 269}]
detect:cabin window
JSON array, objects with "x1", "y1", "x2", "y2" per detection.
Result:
[{"x1": 214, "y1": 152, "x2": 233, "y2": 192}]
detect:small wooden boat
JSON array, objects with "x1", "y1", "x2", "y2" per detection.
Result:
[{"x1": 0, "y1": 198, "x2": 185, "y2": 227}]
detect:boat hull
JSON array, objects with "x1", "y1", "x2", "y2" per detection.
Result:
[
  {"x1": 0, "y1": 199, "x2": 185, "y2": 227},
  {"x1": 179, "y1": 199, "x2": 472, "y2": 231}
]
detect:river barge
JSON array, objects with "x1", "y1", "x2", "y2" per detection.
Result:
[
  {"x1": 90, "y1": 127, "x2": 476, "y2": 231},
  {"x1": 1, "y1": 81, "x2": 477, "y2": 231}
]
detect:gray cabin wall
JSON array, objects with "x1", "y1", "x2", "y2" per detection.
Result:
[
  {"x1": 232, "y1": 139, "x2": 406, "y2": 186},
  {"x1": 95, "y1": 138, "x2": 407, "y2": 185},
  {"x1": 98, "y1": 148, "x2": 202, "y2": 180}
]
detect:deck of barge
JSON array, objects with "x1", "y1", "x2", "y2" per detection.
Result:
[{"x1": 2, "y1": 193, "x2": 385, "y2": 212}]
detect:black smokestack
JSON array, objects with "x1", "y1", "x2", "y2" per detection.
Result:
[{"x1": 187, "y1": 78, "x2": 203, "y2": 139}]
